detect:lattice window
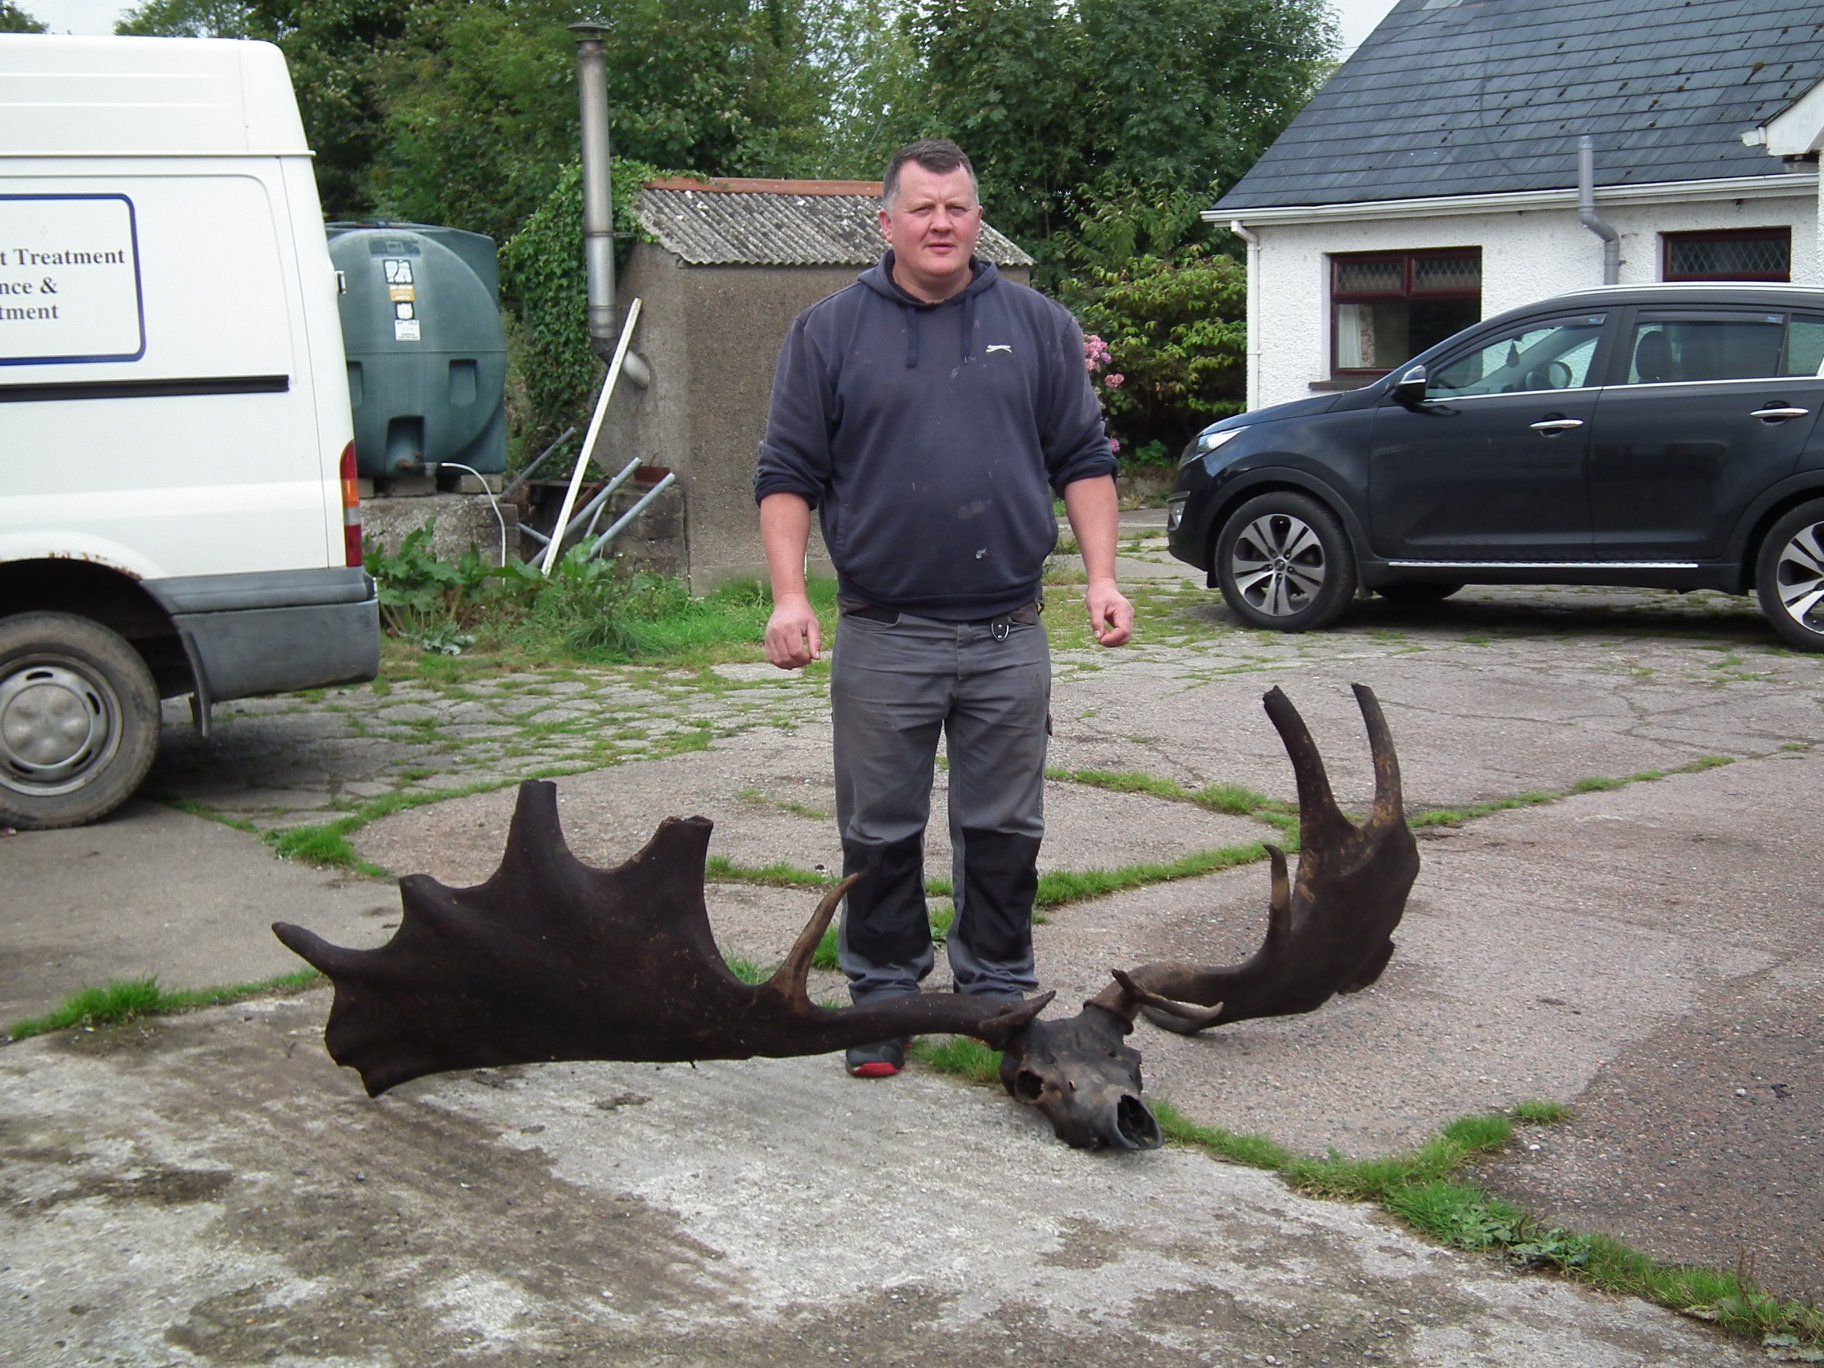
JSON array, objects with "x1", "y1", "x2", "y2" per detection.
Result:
[{"x1": 1663, "y1": 229, "x2": 1791, "y2": 282}]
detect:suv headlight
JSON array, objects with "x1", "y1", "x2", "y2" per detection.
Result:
[{"x1": 1179, "y1": 427, "x2": 1245, "y2": 467}]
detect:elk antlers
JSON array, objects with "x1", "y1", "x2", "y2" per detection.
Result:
[{"x1": 273, "y1": 686, "x2": 1418, "y2": 1152}]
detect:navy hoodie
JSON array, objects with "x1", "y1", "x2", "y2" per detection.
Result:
[{"x1": 754, "y1": 254, "x2": 1116, "y2": 620}]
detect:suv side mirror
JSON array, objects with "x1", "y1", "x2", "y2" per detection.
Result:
[{"x1": 1392, "y1": 364, "x2": 1429, "y2": 408}]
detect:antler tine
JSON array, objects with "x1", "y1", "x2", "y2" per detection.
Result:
[
  {"x1": 1262, "y1": 686, "x2": 1352, "y2": 846},
  {"x1": 1123, "y1": 686, "x2": 1419, "y2": 1036},
  {"x1": 765, "y1": 874, "x2": 860, "y2": 1007},
  {"x1": 1351, "y1": 681, "x2": 1406, "y2": 828}
]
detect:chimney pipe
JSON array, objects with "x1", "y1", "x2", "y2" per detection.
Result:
[
  {"x1": 570, "y1": 23, "x2": 650, "y2": 388},
  {"x1": 1577, "y1": 136, "x2": 1620, "y2": 286}
]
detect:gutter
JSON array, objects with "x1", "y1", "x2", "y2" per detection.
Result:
[{"x1": 1208, "y1": 171, "x2": 1818, "y2": 227}]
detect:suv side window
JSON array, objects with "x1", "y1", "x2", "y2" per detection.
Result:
[
  {"x1": 1428, "y1": 315, "x2": 1606, "y2": 397},
  {"x1": 1623, "y1": 313, "x2": 1785, "y2": 384},
  {"x1": 1786, "y1": 315, "x2": 1824, "y2": 377}
]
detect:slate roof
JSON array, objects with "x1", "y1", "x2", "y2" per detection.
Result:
[
  {"x1": 634, "y1": 177, "x2": 1034, "y2": 268},
  {"x1": 1217, "y1": 0, "x2": 1824, "y2": 212}
]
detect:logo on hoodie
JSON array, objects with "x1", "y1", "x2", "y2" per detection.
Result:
[{"x1": 985, "y1": 344, "x2": 1013, "y2": 356}]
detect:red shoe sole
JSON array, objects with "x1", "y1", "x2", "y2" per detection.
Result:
[{"x1": 849, "y1": 1062, "x2": 900, "y2": 1078}]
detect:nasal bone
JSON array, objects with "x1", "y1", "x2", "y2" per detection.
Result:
[{"x1": 1107, "y1": 1095, "x2": 1164, "y2": 1151}]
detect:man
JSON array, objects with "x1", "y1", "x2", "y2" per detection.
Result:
[{"x1": 754, "y1": 138, "x2": 1132, "y2": 1078}]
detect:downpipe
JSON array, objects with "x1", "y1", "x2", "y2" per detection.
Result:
[
  {"x1": 1231, "y1": 218, "x2": 1262, "y2": 410},
  {"x1": 1578, "y1": 136, "x2": 1620, "y2": 285}
]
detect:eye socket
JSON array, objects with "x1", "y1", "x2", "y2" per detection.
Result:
[{"x1": 1013, "y1": 1070, "x2": 1046, "y2": 1102}]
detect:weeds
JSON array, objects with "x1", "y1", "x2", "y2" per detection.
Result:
[
  {"x1": 364, "y1": 533, "x2": 841, "y2": 672},
  {"x1": 5, "y1": 970, "x2": 323, "y2": 1042},
  {"x1": 900, "y1": 1071, "x2": 1823, "y2": 1352}
]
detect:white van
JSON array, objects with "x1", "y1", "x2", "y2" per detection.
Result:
[{"x1": 0, "y1": 35, "x2": 378, "y2": 829}]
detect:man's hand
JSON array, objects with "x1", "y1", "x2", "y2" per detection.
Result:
[
  {"x1": 765, "y1": 594, "x2": 822, "y2": 669},
  {"x1": 1086, "y1": 579, "x2": 1133, "y2": 647}
]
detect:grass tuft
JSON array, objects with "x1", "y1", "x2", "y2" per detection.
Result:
[
  {"x1": 1513, "y1": 1098, "x2": 1570, "y2": 1125},
  {"x1": 6, "y1": 969, "x2": 323, "y2": 1042},
  {"x1": 911, "y1": 1036, "x2": 1004, "y2": 1084}
]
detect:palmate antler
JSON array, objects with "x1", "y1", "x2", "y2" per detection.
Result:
[
  {"x1": 273, "y1": 785, "x2": 1049, "y2": 1097},
  {"x1": 1120, "y1": 682, "x2": 1419, "y2": 1032},
  {"x1": 996, "y1": 684, "x2": 1420, "y2": 1149},
  {"x1": 274, "y1": 686, "x2": 1418, "y2": 1151}
]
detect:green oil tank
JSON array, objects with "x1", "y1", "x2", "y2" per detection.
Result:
[{"x1": 326, "y1": 222, "x2": 507, "y2": 480}]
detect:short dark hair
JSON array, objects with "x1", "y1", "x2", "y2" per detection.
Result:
[{"x1": 882, "y1": 139, "x2": 978, "y2": 207}]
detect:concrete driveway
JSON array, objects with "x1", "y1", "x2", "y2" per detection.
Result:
[{"x1": 2, "y1": 521, "x2": 1818, "y2": 1364}]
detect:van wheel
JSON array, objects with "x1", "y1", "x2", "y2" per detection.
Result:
[
  {"x1": 1756, "y1": 499, "x2": 1824, "y2": 651},
  {"x1": 1214, "y1": 492, "x2": 1358, "y2": 631},
  {"x1": 0, "y1": 613, "x2": 161, "y2": 830}
]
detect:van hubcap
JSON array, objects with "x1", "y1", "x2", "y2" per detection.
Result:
[{"x1": 0, "y1": 662, "x2": 120, "y2": 794}]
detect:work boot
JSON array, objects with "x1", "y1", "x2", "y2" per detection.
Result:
[{"x1": 844, "y1": 1038, "x2": 907, "y2": 1078}]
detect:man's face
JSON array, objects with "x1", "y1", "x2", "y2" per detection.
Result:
[{"x1": 879, "y1": 161, "x2": 983, "y2": 303}]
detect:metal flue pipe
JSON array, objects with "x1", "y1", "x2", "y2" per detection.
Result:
[
  {"x1": 570, "y1": 22, "x2": 650, "y2": 388},
  {"x1": 1577, "y1": 135, "x2": 1620, "y2": 285}
]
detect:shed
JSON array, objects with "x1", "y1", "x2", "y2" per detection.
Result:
[{"x1": 601, "y1": 177, "x2": 1033, "y2": 592}]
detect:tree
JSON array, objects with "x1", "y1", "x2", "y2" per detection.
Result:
[
  {"x1": 900, "y1": 0, "x2": 1332, "y2": 274},
  {"x1": 367, "y1": 0, "x2": 833, "y2": 238},
  {"x1": 1, "y1": 2, "x2": 48, "y2": 31},
  {"x1": 118, "y1": 0, "x2": 414, "y2": 216}
]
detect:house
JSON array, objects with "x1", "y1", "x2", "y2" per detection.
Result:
[
  {"x1": 596, "y1": 177, "x2": 1032, "y2": 591},
  {"x1": 1213, "y1": 0, "x2": 1824, "y2": 410}
]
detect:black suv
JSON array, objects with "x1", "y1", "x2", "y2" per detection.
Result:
[{"x1": 1166, "y1": 284, "x2": 1824, "y2": 649}]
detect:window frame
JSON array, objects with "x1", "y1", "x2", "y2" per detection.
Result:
[
  {"x1": 1660, "y1": 227, "x2": 1792, "y2": 283},
  {"x1": 1330, "y1": 247, "x2": 1481, "y2": 380}
]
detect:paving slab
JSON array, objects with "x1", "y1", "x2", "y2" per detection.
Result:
[
  {"x1": 0, "y1": 998, "x2": 1762, "y2": 1367},
  {"x1": 0, "y1": 803, "x2": 395, "y2": 1026}
]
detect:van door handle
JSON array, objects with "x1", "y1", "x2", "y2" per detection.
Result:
[
  {"x1": 1529, "y1": 418, "x2": 1584, "y2": 434},
  {"x1": 1750, "y1": 405, "x2": 1809, "y2": 422}
]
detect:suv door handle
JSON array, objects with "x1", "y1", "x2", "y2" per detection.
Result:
[
  {"x1": 1529, "y1": 418, "x2": 1584, "y2": 434},
  {"x1": 1750, "y1": 406, "x2": 1809, "y2": 422}
]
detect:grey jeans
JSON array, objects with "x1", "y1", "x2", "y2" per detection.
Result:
[{"x1": 830, "y1": 602, "x2": 1049, "y2": 1004}]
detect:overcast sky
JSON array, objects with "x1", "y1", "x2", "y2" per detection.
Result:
[{"x1": 26, "y1": 0, "x2": 1403, "y2": 52}]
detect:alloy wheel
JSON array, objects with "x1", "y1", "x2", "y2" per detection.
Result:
[{"x1": 1228, "y1": 512, "x2": 1328, "y2": 619}]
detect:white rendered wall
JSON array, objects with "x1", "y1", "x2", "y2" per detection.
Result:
[{"x1": 1241, "y1": 187, "x2": 1821, "y2": 411}]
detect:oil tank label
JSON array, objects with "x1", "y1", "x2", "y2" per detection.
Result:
[
  {"x1": 0, "y1": 194, "x2": 146, "y2": 366},
  {"x1": 383, "y1": 257, "x2": 420, "y2": 341}
]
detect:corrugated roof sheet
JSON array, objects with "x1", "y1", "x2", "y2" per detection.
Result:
[
  {"x1": 634, "y1": 177, "x2": 1033, "y2": 268},
  {"x1": 1217, "y1": 0, "x2": 1824, "y2": 212}
]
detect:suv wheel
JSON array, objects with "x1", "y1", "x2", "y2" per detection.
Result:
[
  {"x1": 1214, "y1": 492, "x2": 1358, "y2": 632},
  {"x1": 0, "y1": 612, "x2": 161, "y2": 829},
  {"x1": 1756, "y1": 499, "x2": 1824, "y2": 651}
]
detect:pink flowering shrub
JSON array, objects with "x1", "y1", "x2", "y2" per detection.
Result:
[{"x1": 1066, "y1": 248, "x2": 1246, "y2": 468}]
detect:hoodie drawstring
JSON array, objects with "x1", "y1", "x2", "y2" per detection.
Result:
[{"x1": 903, "y1": 291, "x2": 975, "y2": 368}]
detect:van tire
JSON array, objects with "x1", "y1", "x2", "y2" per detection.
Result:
[{"x1": 0, "y1": 612, "x2": 161, "y2": 830}]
